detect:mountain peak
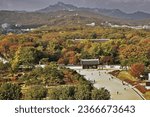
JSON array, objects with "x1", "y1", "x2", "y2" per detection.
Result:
[
  {"x1": 56, "y1": 2, "x2": 65, "y2": 6},
  {"x1": 38, "y1": 2, "x2": 77, "y2": 13}
]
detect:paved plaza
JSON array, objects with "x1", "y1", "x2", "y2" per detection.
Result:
[{"x1": 67, "y1": 66, "x2": 144, "y2": 100}]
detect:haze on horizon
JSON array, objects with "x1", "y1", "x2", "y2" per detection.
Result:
[{"x1": 0, "y1": 0, "x2": 150, "y2": 13}]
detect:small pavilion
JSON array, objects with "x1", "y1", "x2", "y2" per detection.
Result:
[{"x1": 80, "y1": 59, "x2": 99, "y2": 69}]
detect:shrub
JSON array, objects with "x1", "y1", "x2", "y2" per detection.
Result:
[
  {"x1": 74, "y1": 84, "x2": 92, "y2": 100},
  {"x1": 48, "y1": 86, "x2": 75, "y2": 100},
  {"x1": 0, "y1": 83, "x2": 21, "y2": 100},
  {"x1": 0, "y1": 62, "x2": 10, "y2": 71},
  {"x1": 91, "y1": 88, "x2": 111, "y2": 100},
  {"x1": 25, "y1": 85, "x2": 47, "y2": 100}
]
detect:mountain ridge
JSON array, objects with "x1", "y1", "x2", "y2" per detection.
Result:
[
  {"x1": 37, "y1": 2, "x2": 150, "y2": 20},
  {"x1": 0, "y1": 2, "x2": 150, "y2": 27}
]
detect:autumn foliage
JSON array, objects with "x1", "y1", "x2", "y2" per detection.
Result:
[
  {"x1": 0, "y1": 26, "x2": 150, "y2": 70},
  {"x1": 130, "y1": 63, "x2": 145, "y2": 79}
]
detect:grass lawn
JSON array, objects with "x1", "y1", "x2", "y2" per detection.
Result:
[
  {"x1": 144, "y1": 91, "x2": 150, "y2": 100},
  {"x1": 117, "y1": 71, "x2": 150, "y2": 99},
  {"x1": 117, "y1": 71, "x2": 137, "y2": 81}
]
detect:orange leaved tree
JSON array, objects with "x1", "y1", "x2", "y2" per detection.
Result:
[{"x1": 130, "y1": 63, "x2": 145, "y2": 79}]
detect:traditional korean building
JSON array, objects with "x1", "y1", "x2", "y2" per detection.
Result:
[{"x1": 80, "y1": 59, "x2": 99, "y2": 69}]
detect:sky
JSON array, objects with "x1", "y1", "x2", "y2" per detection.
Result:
[{"x1": 0, "y1": 0, "x2": 150, "y2": 13}]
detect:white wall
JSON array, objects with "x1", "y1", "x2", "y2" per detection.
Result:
[{"x1": 148, "y1": 73, "x2": 150, "y2": 81}]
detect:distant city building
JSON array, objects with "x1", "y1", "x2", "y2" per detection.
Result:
[
  {"x1": 86, "y1": 22, "x2": 96, "y2": 26},
  {"x1": 101, "y1": 21, "x2": 150, "y2": 30},
  {"x1": 1, "y1": 23, "x2": 10, "y2": 29},
  {"x1": 15, "y1": 24, "x2": 21, "y2": 27}
]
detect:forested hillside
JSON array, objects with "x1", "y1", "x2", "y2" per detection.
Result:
[
  {"x1": 0, "y1": 10, "x2": 150, "y2": 26},
  {"x1": 0, "y1": 26, "x2": 149, "y2": 66},
  {"x1": 0, "y1": 26, "x2": 149, "y2": 100}
]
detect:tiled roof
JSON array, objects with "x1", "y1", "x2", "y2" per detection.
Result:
[{"x1": 81, "y1": 59, "x2": 99, "y2": 65}]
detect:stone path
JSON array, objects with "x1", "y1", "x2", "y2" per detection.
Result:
[{"x1": 67, "y1": 66, "x2": 144, "y2": 100}]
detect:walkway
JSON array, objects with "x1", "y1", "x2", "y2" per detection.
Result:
[{"x1": 67, "y1": 66, "x2": 144, "y2": 100}]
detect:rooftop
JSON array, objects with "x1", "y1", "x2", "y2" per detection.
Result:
[
  {"x1": 74, "y1": 39, "x2": 110, "y2": 42},
  {"x1": 81, "y1": 59, "x2": 99, "y2": 65}
]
